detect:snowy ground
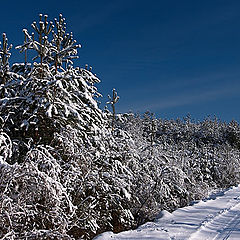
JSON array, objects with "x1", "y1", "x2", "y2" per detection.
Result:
[{"x1": 94, "y1": 185, "x2": 240, "y2": 240}]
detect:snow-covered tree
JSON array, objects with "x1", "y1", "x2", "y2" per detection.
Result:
[
  {"x1": 49, "y1": 14, "x2": 80, "y2": 72},
  {"x1": 1, "y1": 15, "x2": 104, "y2": 152},
  {"x1": 107, "y1": 88, "x2": 119, "y2": 131},
  {"x1": 17, "y1": 14, "x2": 53, "y2": 68},
  {"x1": 0, "y1": 33, "x2": 12, "y2": 88}
]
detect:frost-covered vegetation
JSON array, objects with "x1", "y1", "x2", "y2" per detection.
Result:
[{"x1": 1, "y1": 14, "x2": 240, "y2": 240}]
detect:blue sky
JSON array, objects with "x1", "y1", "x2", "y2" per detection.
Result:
[{"x1": 1, "y1": 0, "x2": 240, "y2": 122}]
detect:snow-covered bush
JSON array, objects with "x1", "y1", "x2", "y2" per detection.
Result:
[
  {"x1": 0, "y1": 145, "x2": 75, "y2": 239},
  {"x1": 111, "y1": 113, "x2": 240, "y2": 227}
]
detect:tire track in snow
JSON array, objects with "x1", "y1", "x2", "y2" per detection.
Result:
[
  {"x1": 94, "y1": 186, "x2": 240, "y2": 240},
  {"x1": 189, "y1": 199, "x2": 240, "y2": 240},
  {"x1": 213, "y1": 203, "x2": 240, "y2": 240}
]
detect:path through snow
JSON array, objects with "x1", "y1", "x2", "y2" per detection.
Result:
[{"x1": 94, "y1": 185, "x2": 240, "y2": 240}]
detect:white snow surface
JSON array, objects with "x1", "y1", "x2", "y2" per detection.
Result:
[{"x1": 94, "y1": 185, "x2": 240, "y2": 240}]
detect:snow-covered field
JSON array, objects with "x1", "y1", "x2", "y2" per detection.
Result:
[{"x1": 95, "y1": 185, "x2": 240, "y2": 240}]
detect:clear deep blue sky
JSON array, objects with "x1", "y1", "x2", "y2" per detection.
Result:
[{"x1": 1, "y1": 0, "x2": 240, "y2": 122}]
